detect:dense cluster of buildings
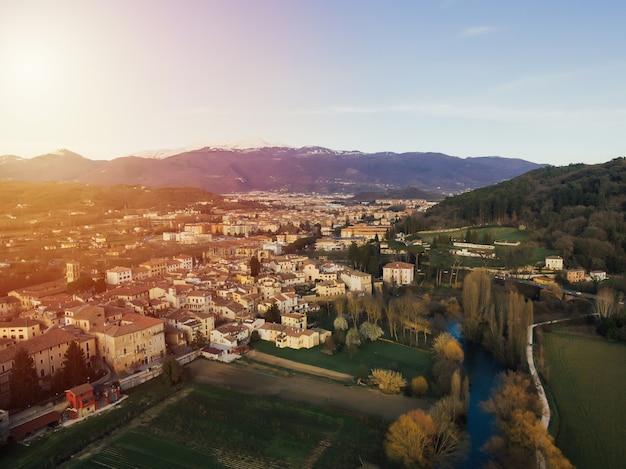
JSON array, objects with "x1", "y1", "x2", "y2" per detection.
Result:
[
  {"x1": 0, "y1": 237, "x2": 418, "y2": 409},
  {"x1": 0, "y1": 192, "x2": 435, "y2": 418}
]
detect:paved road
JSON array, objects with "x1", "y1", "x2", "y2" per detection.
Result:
[{"x1": 188, "y1": 359, "x2": 432, "y2": 421}]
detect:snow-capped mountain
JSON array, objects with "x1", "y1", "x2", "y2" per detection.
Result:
[
  {"x1": 126, "y1": 138, "x2": 290, "y2": 160},
  {"x1": 0, "y1": 144, "x2": 546, "y2": 195}
]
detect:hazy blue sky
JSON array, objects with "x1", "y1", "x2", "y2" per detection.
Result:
[{"x1": 1, "y1": 0, "x2": 624, "y2": 165}]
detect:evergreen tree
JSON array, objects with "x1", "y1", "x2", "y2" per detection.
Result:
[
  {"x1": 162, "y1": 356, "x2": 182, "y2": 386},
  {"x1": 62, "y1": 341, "x2": 90, "y2": 388},
  {"x1": 265, "y1": 303, "x2": 281, "y2": 323},
  {"x1": 250, "y1": 255, "x2": 261, "y2": 277},
  {"x1": 10, "y1": 347, "x2": 41, "y2": 408}
]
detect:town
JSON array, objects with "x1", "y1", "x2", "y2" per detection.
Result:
[
  {"x1": 0, "y1": 183, "x2": 620, "y2": 469},
  {"x1": 0, "y1": 190, "x2": 436, "y2": 438}
]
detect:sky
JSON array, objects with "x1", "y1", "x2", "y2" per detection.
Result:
[{"x1": 0, "y1": 0, "x2": 624, "y2": 166}]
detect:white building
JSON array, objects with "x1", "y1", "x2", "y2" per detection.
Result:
[
  {"x1": 106, "y1": 266, "x2": 133, "y2": 285},
  {"x1": 340, "y1": 268, "x2": 372, "y2": 293},
  {"x1": 382, "y1": 262, "x2": 414, "y2": 286},
  {"x1": 545, "y1": 255, "x2": 564, "y2": 271},
  {"x1": 210, "y1": 323, "x2": 250, "y2": 349}
]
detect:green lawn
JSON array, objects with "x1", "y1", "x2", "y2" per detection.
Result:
[
  {"x1": 542, "y1": 332, "x2": 626, "y2": 469},
  {"x1": 419, "y1": 226, "x2": 534, "y2": 244},
  {"x1": 251, "y1": 338, "x2": 434, "y2": 388}
]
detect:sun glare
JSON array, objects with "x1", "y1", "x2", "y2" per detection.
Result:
[{"x1": 15, "y1": 53, "x2": 46, "y2": 85}]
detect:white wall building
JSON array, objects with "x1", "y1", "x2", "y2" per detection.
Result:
[
  {"x1": 382, "y1": 262, "x2": 414, "y2": 286},
  {"x1": 106, "y1": 266, "x2": 133, "y2": 285}
]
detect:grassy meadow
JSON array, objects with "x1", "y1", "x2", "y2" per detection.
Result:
[
  {"x1": 416, "y1": 226, "x2": 534, "y2": 244},
  {"x1": 251, "y1": 338, "x2": 434, "y2": 390},
  {"x1": 542, "y1": 331, "x2": 626, "y2": 469}
]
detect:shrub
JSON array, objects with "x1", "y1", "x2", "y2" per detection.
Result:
[
  {"x1": 410, "y1": 376, "x2": 429, "y2": 397},
  {"x1": 370, "y1": 369, "x2": 407, "y2": 394}
]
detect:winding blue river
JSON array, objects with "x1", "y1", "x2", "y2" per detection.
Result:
[{"x1": 448, "y1": 322, "x2": 506, "y2": 468}]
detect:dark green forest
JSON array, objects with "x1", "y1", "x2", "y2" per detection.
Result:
[{"x1": 405, "y1": 158, "x2": 626, "y2": 273}]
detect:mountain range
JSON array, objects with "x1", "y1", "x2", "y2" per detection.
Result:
[{"x1": 0, "y1": 145, "x2": 545, "y2": 196}]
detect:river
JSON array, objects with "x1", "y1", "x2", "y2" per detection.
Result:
[{"x1": 448, "y1": 322, "x2": 506, "y2": 468}]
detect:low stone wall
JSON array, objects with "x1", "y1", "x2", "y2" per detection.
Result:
[{"x1": 119, "y1": 351, "x2": 198, "y2": 391}]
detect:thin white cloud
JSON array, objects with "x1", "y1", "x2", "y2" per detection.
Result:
[
  {"x1": 176, "y1": 106, "x2": 226, "y2": 116},
  {"x1": 288, "y1": 102, "x2": 626, "y2": 125},
  {"x1": 463, "y1": 26, "x2": 498, "y2": 37}
]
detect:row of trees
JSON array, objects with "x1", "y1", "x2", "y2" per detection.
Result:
[
  {"x1": 462, "y1": 270, "x2": 533, "y2": 368},
  {"x1": 347, "y1": 240, "x2": 381, "y2": 276},
  {"x1": 331, "y1": 293, "x2": 438, "y2": 350}
]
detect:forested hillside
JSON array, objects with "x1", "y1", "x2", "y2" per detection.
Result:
[{"x1": 419, "y1": 158, "x2": 626, "y2": 273}]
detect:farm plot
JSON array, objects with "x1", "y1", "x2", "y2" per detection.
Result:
[
  {"x1": 63, "y1": 383, "x2": 389, "y2": 469},
  {"x1": 542, "y1": 332, "x2": 626, "y2": 469}
]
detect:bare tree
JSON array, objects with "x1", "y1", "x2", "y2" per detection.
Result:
[
  {"x1": 462, "y1": 269, "x2": 492, "y2": 340},
  {"x1": 347, "y1": 296, "x2": 364, "y2": 327},
  {"x1": 594, "y1": 288, "x2": 616, "y2": 318}
]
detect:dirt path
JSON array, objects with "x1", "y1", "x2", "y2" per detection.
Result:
[
  {"x1": 189, "y1": 359, "x2": 432, "y2": 421},
  {"x1": 59, "y1": 387, "x2": 193, "y2": 467},
  {"x1": 247, "y1": 350, "x2": 353, "y2": 381}
]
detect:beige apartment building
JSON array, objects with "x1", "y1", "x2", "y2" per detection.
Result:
[
  {"x1": 566, "y1": 268, "x2": 586, "y2": 283},
  {"x1": 91, "y1": 313, "x2": 166, "y2": 374},
  {"x1": 0, "y1": 318, "x2": 42, "y2": 341},
  {"x1": 382, "y1": 261, "x2": 415, "y2": 286},
  {"x1": 0, "y1": 326, "x2": 96, "y2": 408}
]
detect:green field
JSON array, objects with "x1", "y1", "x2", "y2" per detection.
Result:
[
  {"x1": 2, "y1": 378, "x2": 392, "y2": 469},
  {"x1": 418, "y1": 226, "x2": 534, "y2": 244},
  {"x1": 2, "y1": 378, "x2": 178, "y2": 468},
  {"x1": 63, "y1": 383, "x2": 389, "y2": 469},
  {"x1": 251, "y1": 338, "x2": 434, "y2": 388},
  {"x1": 542, "y1": 332, "x2": 626, "y2": 469}
]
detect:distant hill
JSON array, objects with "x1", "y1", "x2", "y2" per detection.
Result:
[
  {"x1": 0, "y1": 181, "x2": 223, "y2": 217},
  {"x1": 421, "y1": 157, "x2": 626, "y2": 273},
  {"x1": 351, "y1": 187, "x2": 443, "y2": 202},
  {"x1": 0, "y1": 146, "x2": 545, "y2": 195}
]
